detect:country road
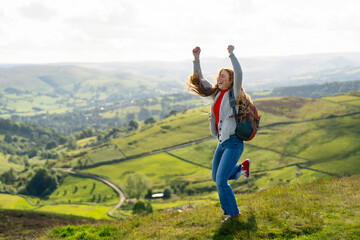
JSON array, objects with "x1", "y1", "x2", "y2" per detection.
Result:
[{"x1": 52, "y1": 167, "x2": 125, "y2": 218}]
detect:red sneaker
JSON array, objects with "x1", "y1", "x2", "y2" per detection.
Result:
[
  {"x1": 241, "y1": 159, "x2": 251, "y2": 180},
  {"x1": 221, "y1": 213, "x2": 242, "y2": 223}
]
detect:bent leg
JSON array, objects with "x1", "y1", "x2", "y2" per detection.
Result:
[{"x1": 228, "y1": 141, "x2": 244, "y2": 180}]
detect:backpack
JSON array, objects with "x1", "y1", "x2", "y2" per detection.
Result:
[{"x1": 228, "y1": 89, "x2": 260, "y2": 141}]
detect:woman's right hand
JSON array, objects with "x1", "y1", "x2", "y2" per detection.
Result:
[{"x1": 193, "y1": 46, "x2": 201, "y2": 60}]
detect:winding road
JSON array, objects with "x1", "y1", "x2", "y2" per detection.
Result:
[{"x1": 52, "y1": 167, "x2": 125, "y2": 218}]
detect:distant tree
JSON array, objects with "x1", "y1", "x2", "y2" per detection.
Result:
[
  {"x1": 0, "y1": 168, "x2": 17, "y2": 185},
  {"x1": 163, "y1": 187, "x2": 172, "y2": 199},
  {"x1": 128, "y1": 120, "x2": 139, "y2": 131},
  {"x1": 78, "y1": 128, "x2": 95, "y2": 139},
  {"x1": 27, "y1": 148, "x2": 37, "y2": 158},
  {"x1": 40, "y1": 135, "x2": 50, "y2": 144},
  {"x1": 90, "y1": 182, "x2": 96, "y2": 194},
  {"x1": 166, "y1": 110, "x2": 178, "y2": 118},
  {"x1": 45, "y1": 140, "x2": 58, "y2": 150},
  {"x1": 132, "y1": 200, "x2": 153, "y2": 214},
  {"x1": 58, "y1": 136, "x2": 67, "y2": 145},
  {"x1": 125, "y1": 173, "x2": 151, "y2": 199},
  {"x1": 4, "y1": 134, "x2": 12, "y2": 143},
  {"x1": 145, "y1": 189, "x2": 153, "y2": 199},
  {"x1": 144, "y1": 117, "x2": 156, "y2": 125},
  {"x1": 40, "y1": 150, "x2": 59, "y2": 159},
  {"x1": 66, "y1": 136, "x2": 77, "y2": 150},
  {"x1": 25, "y1": 168, "x2": 58, "y2": 197},
  {"x1": 23, "y1": 156, "x2": 30, "y2": 167}
]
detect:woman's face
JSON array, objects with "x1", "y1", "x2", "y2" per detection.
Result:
[{"x1": 217, "y1": 69, "x2": 232, "y2": 90}]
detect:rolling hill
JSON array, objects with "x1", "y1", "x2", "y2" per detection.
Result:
[{"x1": 0, "y1": 91, "x2": 359, "y2": 239}]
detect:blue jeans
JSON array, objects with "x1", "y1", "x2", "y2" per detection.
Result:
[{"x1": 212, "y1": 134, "x2": 244, "y2": 216}]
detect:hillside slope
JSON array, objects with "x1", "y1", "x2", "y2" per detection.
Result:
[
  {"x1": 38, "y1": 91, "x2": 359, "y2": 219},
  {"x1": 44, "y1": 174, "x2": 360, "y2": 239}
]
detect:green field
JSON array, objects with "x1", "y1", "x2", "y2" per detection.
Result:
[
  {"x1": 81, "y1": 153, "x2": 211, "y2": 193},
  {"x1": 35, "y1": 204, "x2": 111, "y2": 220},
  {"x1": 2, "y1": 92, "x2": 359, "y2": 222},
  {"x1": 76, "y1": 92, "x2": 360, "y2": 195},
  {"x1": 45, "y1": 174, "x2": 360, "y2": 239},
  {"x1": 44, "y1": 175, "x2": 118, "y2": 205},
  {"x1": 0, "y1": 152, "x2": 25, "y2": 174},
  {"x1": 0, "y1": 194, "x2": 34, "y2": 210}
]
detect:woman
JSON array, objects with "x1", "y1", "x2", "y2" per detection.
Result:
[{"x1": 187, "y1": 45, "x2": 252, "y2": 222}]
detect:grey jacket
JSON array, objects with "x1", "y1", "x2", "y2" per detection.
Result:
[{"x1": 193, "y1": 54, "x2": 243, "y2": 143}]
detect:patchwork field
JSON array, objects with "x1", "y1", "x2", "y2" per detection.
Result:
[{"x1": 1, "y1": 91, "x2": 359, "y2": 222}]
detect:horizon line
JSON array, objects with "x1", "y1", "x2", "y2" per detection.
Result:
[{"x1": 1, "y1": 51, "x2": 360, "y2": 66}]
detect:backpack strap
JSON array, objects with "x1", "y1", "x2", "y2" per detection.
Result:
[{"x1": 228, "y1": 88, "x2": 237, "y2": 116}]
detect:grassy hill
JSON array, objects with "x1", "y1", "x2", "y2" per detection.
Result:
[
  {"x1": 43, "y1": 174, "x2": 360, "y2": 239},
  {"x1": 0, "y1": 91, "x2": 359, "y2": 238},
  {"x1": 39, "y1": 91, "x2": 359, "y2": 216}
]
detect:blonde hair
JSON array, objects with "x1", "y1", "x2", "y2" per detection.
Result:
[
  {"x1": 187, "y1": 68, "x2": 253, "y2": 122},
  {"x1": 234, "y1": 87, "x2": 254, "y2": 123},
  {"x1": 186, "y1": 68, "x2": 234, "y2": 98}
]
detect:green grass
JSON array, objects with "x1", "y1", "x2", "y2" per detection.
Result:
[
  {"x1": 0, "y1": 153, "x2": 24, "y2": 174},
  {"x1": 5, "y1": 92, "x2": 359, "y2": 223},
  {"x1": 80, "y1": 152, "x2": 211, "y2": 192},
  {"x1": 56, "y1": 92, "x2": 360, "y2": 169},
  {"x1": 168, "y1": 138, "x2": 218, "y2": 169},
  {"x1": 35, "y1": 204, "x2": 111, "y2": 220},
  {"x1": 45, "y1": 174, "x2": 360, "y2": 239},
  {"x1": 60, "y1": 92, "x2": 360, "y2": 217},
  {"x1": 111, "y1": 107, "x2": 212, "y2": 157},
  {"x1": 0, "y1": 194, "x2": 34, "y2": 210},
  {"x1": 1, "y1": 92, "x2": 77, "y2": 117},
  {"x1": 44, "y1": 175, "x2": 118, "y2": 205}
]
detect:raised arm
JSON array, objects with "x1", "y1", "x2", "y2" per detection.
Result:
[
  {"x1": 227, "y1": 45, "x2": 243, "y2": 98},
  {"x1": 193, "y1": 46, "x2": 212, "y2": 88}
]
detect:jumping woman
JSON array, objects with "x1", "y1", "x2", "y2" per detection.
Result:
[{"x1": 187, "y1": 45, "x2": 252, "y2": 222}]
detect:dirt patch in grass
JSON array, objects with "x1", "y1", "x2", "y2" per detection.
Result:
[
  {"x1": 255, "y1": 97, "x2": 315, "y2": 117},
  {"x1": 0, "y1": 209, "x2": 95, "y2": 239}
]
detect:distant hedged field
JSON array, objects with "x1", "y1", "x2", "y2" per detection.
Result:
[{"x1": 0, "y1": 90, "x2": 359, "y2": 239}]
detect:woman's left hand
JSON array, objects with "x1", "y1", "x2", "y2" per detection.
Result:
[{"x1": 227, "y1": 45, "x2": 234, "y2": 55}]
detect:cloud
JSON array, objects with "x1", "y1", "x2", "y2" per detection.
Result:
[
  {"x1": 18, "y1": 2, "x2": 57, "y2": 22},
  {"x1": 1, "y1": 0, "x2": 360, "y2": 63}
]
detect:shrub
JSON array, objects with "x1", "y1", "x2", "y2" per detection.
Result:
[
  {"x1": 144, "y1": 117, "x2": 156, "y2": 125},
  {"x1": 25, "y1": 168, "x2": 58, "y2": 197},
  {"x1": 132, "y1": 200, "x2": 153, "y2": 214},
  {"x1": 45, "y1": 140, "x2": 58, "y2": 149},
  {"x1": 163, "y1": 187, "x2": 172, "y2": 199}
]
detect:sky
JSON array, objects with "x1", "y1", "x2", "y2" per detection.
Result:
[{"x1": 1, "y1": 0, "x2": 360, "y2": 63}]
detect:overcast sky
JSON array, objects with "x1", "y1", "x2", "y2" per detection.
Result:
[{"x1": 1, "y1": 0, "x2": 359, "y2": 63}]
